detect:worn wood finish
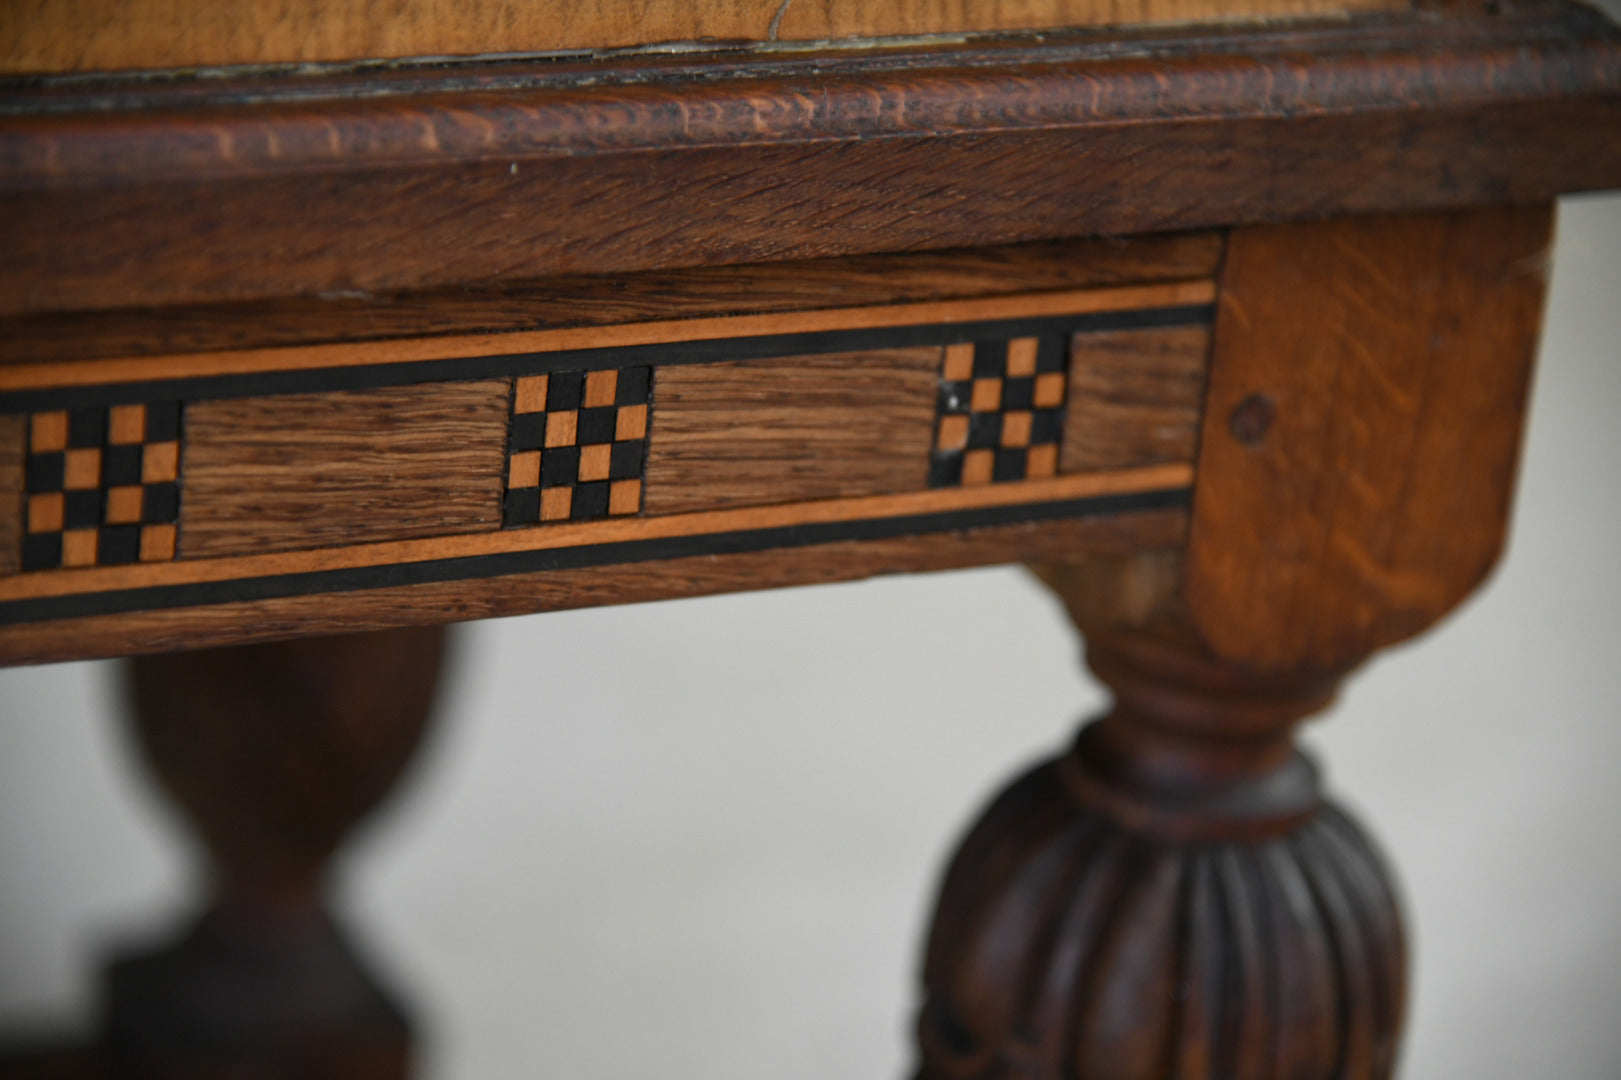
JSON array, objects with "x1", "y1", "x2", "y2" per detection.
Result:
[
  {"x1": 1186, "y1": 204, "x2": 1553, "y2": 671},
  {"x1": 644, "y1": 348, "x2": 939, "y2": 514},
  {"x1": 1, "y1": 0, "x2": 1404, "y2": 74},
  {"x1": 0, "y1": 283, "x2": 1213, "y2": 394},
  {"x1": 0, "y1": 234, "x2": 1225, "y2": 367},
  {"x1": 0, "y1": 416, "x2": 23, "y2": 577},
  {"x1": 108, "y1": 626, "x2": 445, "y2": 1079},
  {"x1": 0, "y1": 508, "x2": 1187, "y2": 664},
  {"x1": 179, "y1": 380, "x2": 510, "y2": 557},
  {"x1": 2, "y1": 7, "x2": 1616, "y2": 315},
  {"x1": 1059, "y1": 325, "x2": 1210, "y2": 473}
]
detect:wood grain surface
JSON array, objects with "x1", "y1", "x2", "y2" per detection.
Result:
[
  {"x1": 0, "y1": 234, "x2": 1225, "y2": 366},
  {"x1": 643, "y1": 348, "x2": 940, "y2": 514},
  {"x1": 179, "y1": 380, "x2": 510, "y2": 557},
  {"x1": 1, "y1": 0, "x2": 1407, "y2": 74},
  {"x1": 1060, "y1": 325, "x2": 1210, "y2": 473},
  {"x1": 1, "y1": 465, "x2": 1191, "y2": 604},
  {"x1": 0, "y1": 509, "x2": 1188, "y2": 664},
  {"x1": 0, "y1": 416, "x2": 23, "y2": 577},
  {"x1": 2, "y1": 7, "x2": 1615, "y2": 315},
  {"x1": 1184, "y1": 204, "x2": 1554, "y2": 671},
  {"x1": 0, "y1": 283, "x2": 1215, "y2": 394}
]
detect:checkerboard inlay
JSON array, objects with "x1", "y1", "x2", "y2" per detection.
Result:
[
  {"x1": 502, "y1": 367, "x2": 651, "y2": 526},
  {"x1": 929, "y1": 335, "x2": 1068, "y2": 487},
  {"x1": 22, "y1": 402, "x2": 184, "y2": 570}
]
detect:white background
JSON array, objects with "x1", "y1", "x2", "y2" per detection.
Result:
[{"x1": 1, "y1": 192, "x2": 1618, "y2": 1078}]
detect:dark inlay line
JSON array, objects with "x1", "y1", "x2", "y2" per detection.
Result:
[
  {"x1": 0, "y1": 486, "x2": 1190, "y2": 625},
  {"x1": 0, "y1": 305, "x2": 1214, "y2": 413}
]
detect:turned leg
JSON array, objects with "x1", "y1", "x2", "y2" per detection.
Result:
[
  {"x1": 103, "y1": 626, "x2": 447, "y2": 1080},
  {"x1": 914, "y1": 560, "x2": 1405, "y2": 1080}
]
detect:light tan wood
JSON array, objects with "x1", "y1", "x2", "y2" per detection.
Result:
[
  {"x1": 0, "y1": 282, "x2": 1218, "y2": 393},
  {"x1": 179, "y1": 380, "x2": 510, "y2": 557},
  {"x1": 0, "y1": 510, "x2": 1190, "y2": 665},
  {"x1": 1060, "y1": 325, "x2": 1211, "y2": 473},
  {"x1": 644, "y1": 348, "x2": 940, "y2": 515},
  {"x1": 1186, "y1": 205, "x2": 1552, "y2": 670},
  {"x1": 0, "y1": 416, "x2": 23, "y2": 577},
  {"x1": 0, "y1": 463, "x2": 1192, "y2": 603},
  {"x1": 2, "y1": 0, "x2": 1407, "y2": 75}
]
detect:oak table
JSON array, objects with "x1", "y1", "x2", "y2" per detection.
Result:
[{"x1": 2, "y1": 1, "x2": 1619, "y2": 1076}]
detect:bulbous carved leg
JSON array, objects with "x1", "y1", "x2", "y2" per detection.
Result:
[
  {"x1": 103, "y1": 626, "x2": 448, "y2": 1080},
  {"x1": 916, "y1": 624, "x2": 1406, "y2": 1080}
]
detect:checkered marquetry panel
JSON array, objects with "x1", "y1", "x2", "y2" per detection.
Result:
[
  {"x1": 23, "y1": 403, "x2": 183, "y2": 570},
  {"x1": 929, "y1": 335, "x2": 1068, "y2": 487},
  {"x1": 503, "y1": 367, "x2": 651, "y2": 526}
]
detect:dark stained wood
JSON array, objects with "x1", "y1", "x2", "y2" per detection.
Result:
[
  {"x1": 0, "y1": 508, "x2": 1188, "y2": 664},
  {"x1": 0, "y1": 415, "x2": 23, "y2": 576},
  {"x1": 107, "y1": 626, "x2": 445, "y2": 1079},
  {"x1": 0, "y1": 233, "x2": 1224, "y2": 366},
  {"x1": 179, "y1": 380, "x2": 510, "y2": 557},
  {"x1": 1184, "y1": 204, "x2": 1553, "y2": 671},
  {"x1": 0, "y1": 0, "x2": 1401, "y2": 74},
  {"x1": 1060, "y1": 325, "x2": 1210, "y2": 474},
  {"x1": 643, "y1": 348, "x2": 940, "y2": 514},
  {"x1": 918, "y1": 557, "x2": 1408, "y2": 1079},
  {"x1": 1, "y1": 7, "x2": 1616, "y2": 315}
]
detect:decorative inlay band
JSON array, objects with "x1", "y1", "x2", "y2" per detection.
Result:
[
  {"x1": 503, "y1": 367, "x2": 651, "y2": 526},
  {"x1": 930, "y1": 334, "x2": 1068, "y2": 487},
  {"x1": 22, "y1": 403, "x2": 181, "y2": 570},
  {"x1": 0, "y1": 286, "x2": 1212, "y2": 626}
]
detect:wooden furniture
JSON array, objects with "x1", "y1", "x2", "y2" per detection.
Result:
[{"x1": 2, "y1": 2, "x2": 1618, "y2": 1076}]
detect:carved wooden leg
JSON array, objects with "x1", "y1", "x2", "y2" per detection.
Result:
[
  {"x1": 103, "y1": 626, "x2": 447, "y2": 1080},
  {"x1": 915, "y1": 561, "x2": 1405, "y2": 1080}
]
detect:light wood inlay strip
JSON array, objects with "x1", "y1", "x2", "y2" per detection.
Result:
[
  {"x1": 0, "y1": 282, "x2": 1217, "y2": 394},
  {"x1": 0, "y1": 463, "x2": 1193, "y2": 603}
]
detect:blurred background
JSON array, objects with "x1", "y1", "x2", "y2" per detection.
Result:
[{"x1": 1, "y1": 192, "x2": 1617, "y2": 1079}]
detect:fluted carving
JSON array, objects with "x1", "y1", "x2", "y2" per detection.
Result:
[
  {"x1": 916, "y1": 756, "x2": 1404, "y2": 1080},
  {"x1": 915, "y1": 604, "x2": 1408, "y2": 1080}
]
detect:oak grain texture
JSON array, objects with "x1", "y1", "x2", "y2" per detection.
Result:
[
  {"x1": 0, "y1": 0, "x2": 1404, "y2": 74},
  {"x1": 0, "y1": 510, "x2": 1187, "y2": 663},
  {"x1": 0, "y1": 234, "x2": 1224, "y2": 366},
  {"x1": 643, "y1": 348, "x2": 940, "y2": 514},
  {"x1": 1185, "y1": 204, "x2": 1554, "y2": 671},
  {"x1": 0, "y1": 416, "x2": 22, "y2": 577},
  {"x1": 1060, "y1": 325, "x2": 1210, "y2": 473},
  {"x1": 179, "y1": 380, "x2": 510, "y2": 557},
  {"x1": 2, "y1": 7, "x2": 1616, "y2": 315},
  {"x1": 0, "y1": 283, "x2": 1215, "y2": 395}
]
